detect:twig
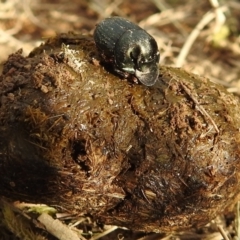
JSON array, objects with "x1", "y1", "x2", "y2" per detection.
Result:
[
  {"x1": 90, "y1": 0, "x2": 124, "y2": 19},
  {"x1": 235, "y1": 201, "x2": 240, "y2": 239},
  {"x1": 92, "y1": 225, "x2": 118, "y2": 240},
  {"x1": 180, "y1": 81, "x2": 219, "y2": 134},
  {"x1": 23, "y1": 0, "x2": 48, "y2": 29},
  {"x1": 217, "y1": 225, "x2": 231, "y2": 240},
  {"x1": 209, "y1": 0, "x2": 226, "y2": 33},
  {"x1": 38, "y1": 213, "x2": 86, "y2": 240},
  {"x1": 176, "y1": 10, "x2": 215, "y2": 67},
  {"x1": 0, "y1": 0, "x2": 18, "y2": 19},
  {"x1": 0, "y1": 29, "x2": 24, "y2": 47},
  {"x1": 150, "y1": 0, "x2": 186, "y2": 37},
  {"x1": 176, "y1": 6, "x2": 227, "y2": 67}
]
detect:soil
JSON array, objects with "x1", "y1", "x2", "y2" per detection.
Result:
[
  {"x1": 1, "y1": 33, "x2": 240, "y2": 238},
  {"x1": 1, "y1": 1, "x2": 240, "y2": 239}
]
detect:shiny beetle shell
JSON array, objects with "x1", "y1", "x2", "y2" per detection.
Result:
[{"x1": 94, "y1": 17, "x2": 160, "y2": 86}]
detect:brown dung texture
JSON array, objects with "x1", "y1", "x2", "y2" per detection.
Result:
[{"x1": 0, "y1": 33, "x2": 240, "y2": 232}]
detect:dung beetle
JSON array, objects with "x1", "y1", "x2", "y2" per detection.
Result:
[{"x1": 94, "y1": 17, "x2": 160, "y2": 86}]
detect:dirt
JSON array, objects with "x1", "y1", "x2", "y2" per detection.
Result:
[{"x1": 0, "y1": 34, "x2": 240, "y2": 237}]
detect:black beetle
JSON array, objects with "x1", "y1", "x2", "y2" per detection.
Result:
[{"x1": 94, "y1": 17, "x2": 160, "y2": 86}]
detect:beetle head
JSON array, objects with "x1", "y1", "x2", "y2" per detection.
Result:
[{"x1": 115, "y1": 29, "x2": 160, "y2": 86}]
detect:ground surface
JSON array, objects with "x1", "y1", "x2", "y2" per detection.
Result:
[{"x1": 0, "y1": 0, "x2": 240, "y2": 239}]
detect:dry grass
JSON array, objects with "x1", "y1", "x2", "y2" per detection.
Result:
[{"x1": 0, "y1": 0, "x2": 240, "y2": 239}]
